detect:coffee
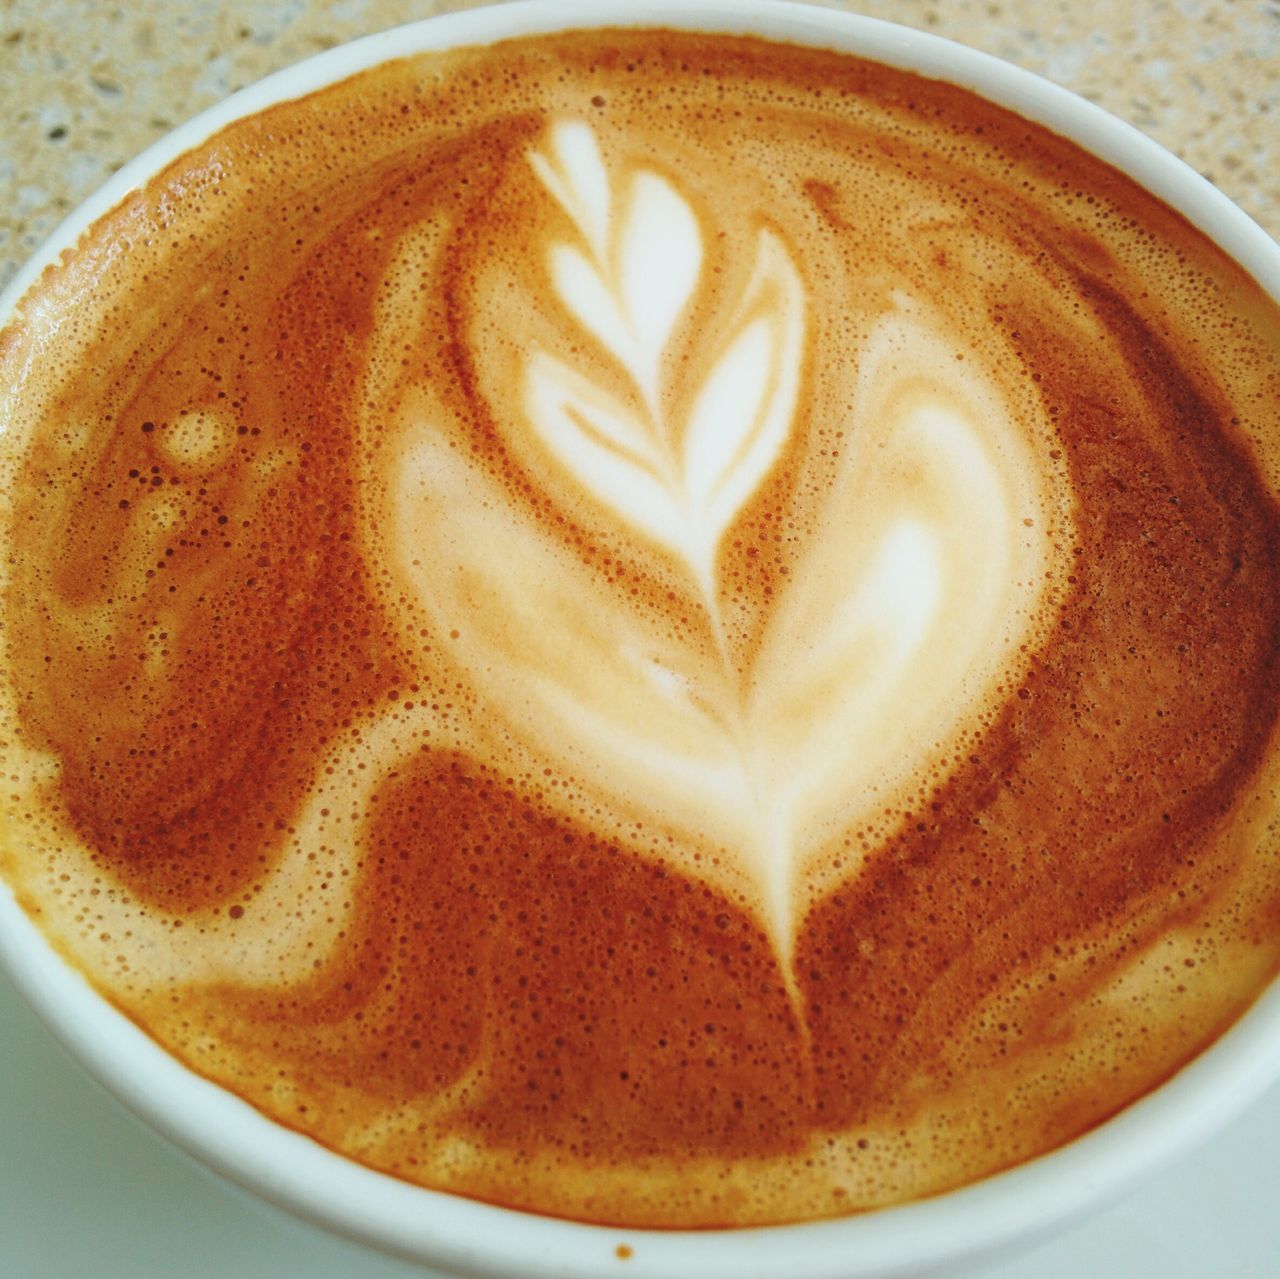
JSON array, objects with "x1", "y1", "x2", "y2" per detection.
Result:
[{"x1": 2, "y1": 27, "x2": 1280, "y2": 1228}]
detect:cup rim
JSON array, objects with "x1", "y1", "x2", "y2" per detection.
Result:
[{"x1": 2, "y1": 2, "x2": 1279, "y2": 1276}]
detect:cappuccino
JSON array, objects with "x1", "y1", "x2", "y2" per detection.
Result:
[{"x1": 2, "y1": 28, "x2": 1280, "y2": 1227}]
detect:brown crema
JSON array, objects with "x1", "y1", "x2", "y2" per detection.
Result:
[{"x1": 3, "y1": 29, "x2": 1280, "y2": 1228}]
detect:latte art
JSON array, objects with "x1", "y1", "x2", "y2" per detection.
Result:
[
  {"x1": 383, "y1": 116, "x2": 1068, "y2": 972},
  {"x1": 2, "y1": 29, "x2": 1280, "y2": 1228}
]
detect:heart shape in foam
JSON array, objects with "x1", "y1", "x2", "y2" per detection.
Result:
[{"x1": 373, "y1": 121, "x2": 1066, "y2": 966}]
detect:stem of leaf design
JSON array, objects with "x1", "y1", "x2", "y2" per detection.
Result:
[
  {"x1": 527, "y1": 119, "x2": 811, "y2": 1015},
  {"x1": 527, "y1": 120, "x2": 804, "y2": 612}
]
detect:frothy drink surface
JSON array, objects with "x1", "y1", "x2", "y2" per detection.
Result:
[{"x1": 2, "y1": 28, "x2": 1280, "y2": 1227}]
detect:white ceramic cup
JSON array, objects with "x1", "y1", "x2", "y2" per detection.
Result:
[{"x1": 2, "y1": 3, "x2": 1279, "y2": 1276}]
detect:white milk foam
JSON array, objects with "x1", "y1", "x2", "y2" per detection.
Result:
[{"x1": 375, "y1": 120, "x2": 1072, "y2": 976}]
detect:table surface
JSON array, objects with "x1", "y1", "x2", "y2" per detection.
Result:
[{"x1": 2, "y1": 2, "x2": 1279, "y2": 1276}]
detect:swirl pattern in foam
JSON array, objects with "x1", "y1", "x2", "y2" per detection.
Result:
[{"x1": 2, "y1": 28, "x2": 1280, "y2": 1228}]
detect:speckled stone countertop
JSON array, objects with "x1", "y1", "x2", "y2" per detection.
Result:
[{"x1": 0, "y1": 0, "x2": 1277, "y2": 295}]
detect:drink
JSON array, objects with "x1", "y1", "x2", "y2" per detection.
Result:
[{"x1": 2, "y1": 22, "x2": 1279, "y2": 1232}]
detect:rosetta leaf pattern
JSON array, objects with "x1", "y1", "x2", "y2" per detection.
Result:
[
  {"x1": 527, "y1": 120, "x2": 803, "y2": 594},
  {"x1": 533, "y1": 129, "x2": 701, "y2": 403},
  {"x1": 527, "y1": 120, "x2": 610, "y2": 256},
  {"x1": 682, "y1": 231, "x2": 804, "y2": 562},
  {"x1": 371, "y1": 125, "x2": 1059, "y2": 983},
  {"x1": 618, "y1": 172, "x2": 703, "y2": 388},
  {"x1": 525, "y1": 352, "x2": 684, "y2": 556}
]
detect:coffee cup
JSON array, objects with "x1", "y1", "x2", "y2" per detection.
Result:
[{"x1": 2, "y1": 2, "x2": 1279, "y2": 1275}]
